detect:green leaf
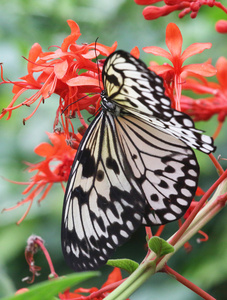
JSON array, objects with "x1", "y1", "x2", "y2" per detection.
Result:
[
  {"x1": 107, "y1": 259, "x2": 139, "y2": 273},
  {"x1": 2, "y1": 271, "x2": 99, "y2": 300},
  {"x1": 148, "y1": 237, "x2": 174, "y2": 258}
]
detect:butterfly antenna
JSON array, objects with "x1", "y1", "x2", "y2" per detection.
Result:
[
  {"x1": 94, "y1": 37, "x2": 102, "y2": 92},
  {"x1": 61, "y1": 93, "x2": 95, "y2": 116}
]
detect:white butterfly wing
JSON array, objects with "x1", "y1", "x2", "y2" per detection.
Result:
[
  {"x1": 62, "y1": 111, "x2": 200, "y2": 271},
  {"x1": 115, "y1": 114, "x2": 199, "y2": 225},
  {"x1": 61, "y1": 111, "x2": 146, "y2": 271},
  {"x1": 102, "y1": 50, "x2": 215, "y2": 154},
  {"x1": 102, "y1": 50, "x2": 173, "y2": 120}
]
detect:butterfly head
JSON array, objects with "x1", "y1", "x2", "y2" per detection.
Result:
[{"x1": 101, "y1": 90, "x2": 121, "y2": 116}]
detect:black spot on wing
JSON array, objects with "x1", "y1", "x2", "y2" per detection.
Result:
[
  {"x1": 151, "y1": 194, "x2": 159, "y2": 201},
  {"x1": 106, "y1": 157, "x2": 120, "y2": 174},
  {"x1": 165, "y1": 165, "x2": 175, "y2": 173},
  {"x1": 96, "y1": 170, "x2": 104, "y2": 181},
  {"x1": 107, "y1": 74, "x2": 120, "y2": 86},
  {"x1": 80, "y1": 149, "x2": 96, "y2": 178}
]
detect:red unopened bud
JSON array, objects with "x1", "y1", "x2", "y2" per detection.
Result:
[
  {"x1": 190, "y1": 11, "x2": 198, "y2": 18},
  {"x1": 165, "y1": 0, "x2": 182, "y2": 4},
  {"x1": 134, "y1": 0, "x2": 156, "y2": 4},
  {"x1": 207, "y1": 0, "x2": 215, "y2": 7},
  {"x1": 143, "y1": 6, "x2": 165, "y2": 20},
  {"x1": 215, "y1": 20, "x2": 227, "y2": 34},
  {"x1": 190, "y1": 2, "x2": 201, "y2": 12},
  {"x1": 15, "y1": 288, "x2": 29, "y2": 295},
  {"x1": 179, "y1": 7, "x2": 190, "y2": 18}
]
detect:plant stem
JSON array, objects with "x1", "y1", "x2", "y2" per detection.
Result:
[
  {"x1": 106, "y1": 177, "x2": 227, "y2": 300},
  {"x1": 164, "y1": 265, "x2": 216, "y2": 300},
  {"x1": 169, "y1": 171, "x2": 227, "y2": 246},
  {"x1": 104, "y1": 261, "x2": 156, "y2": 300},
  {"x1": 209, "y1": 152, "x2": 224, "y2": 175},
  {"x1": 35, "y1": 238, "x2": 58, "y2": 279},
  {"x1": 156, "y1": 179, "x2": 227, "y2": 270}
]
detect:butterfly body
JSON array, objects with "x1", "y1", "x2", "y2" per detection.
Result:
[{"x1": 61, "y1": 50, "x2": 215, "y2": 271}]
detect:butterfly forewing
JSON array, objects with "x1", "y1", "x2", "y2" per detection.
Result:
[
  {"x1": 102, "y1": 50, "x2": 173, "y2": 120},
  {"x1": 102, "y1": 51, "x2": 215, "y2": 155}
]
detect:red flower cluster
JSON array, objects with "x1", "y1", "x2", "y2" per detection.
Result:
[
  {"x1": 1, "y1": 20, "x2": 117, "y2": 222},
  {"x1": 0, "y1": 20, "x2": 117, "y2": 133},
  {"x1": 59, "y1": 267, "x2": 125, "y2": 300},
  {"x1": 134, "y1": 0, "x2": 227, "y2": 24},
  {"x1": 181, "y1": 56, "x2": 227, "y2": 122},
  {"x1": 3, "y1": 132, "x2": 77, "y2": 224}
]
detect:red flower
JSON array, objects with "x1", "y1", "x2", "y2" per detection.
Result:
[
  {"x1": 59, "y1": 268, "x2": 125, "y2": 300},
  {"x1": 143, "y1": 23, "x2": 216, "y2": 109},
  {"x1": 23, "y1": 235, "x2": 58, "y2": 284},
  {"x1": 0, "y1": 20, "x2": 117, "y2": 138},
  {"x1": 3, "y1": 132, "x2": 77, "y2": 224},
  {"x1": 181, "y1": 56, "x2": 227, "y2": 122},
  {"x1": 134, "y1": 0, "x2": 227, "y2": 21}
]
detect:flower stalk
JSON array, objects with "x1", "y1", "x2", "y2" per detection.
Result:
[{"x1": 164, "y1": 265, "x2": 216, "y2": 300}]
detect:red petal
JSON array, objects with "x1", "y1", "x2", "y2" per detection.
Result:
[
  {"x1": 143, "y1": 46, "x2": 171, "y2": 60},
  {"x1": 67, "y1": 76, "x2": 100, "y2": 87},
  {"x1": 182, "y1": 63, "x2": 217, "y2": 77},
  {"x1": 34, "y1": 143, "x2": 54, "y2": 157},
  {"x1": 61, "y1": 20, "x2": 81, "y2": 52},
  {"x1": 196, "y1": 186, "x2": 205, "y2": 196},
  {"x1": 148, "y1": 64, "x2": 173, "y2": 75},
  {"x1": 27, "y1": 43, "x2": 42, "y2": 73},
  {"x1": 130, "y1": 46, "x2": 140, "y2": 59},
  {"x1": 54, "y1": 60, "x2": 68, "y2": 79},
  {"x1": 216, "y1": 57, "x2": 227, "y2": 87},
  {"x1": 102, "y1": 268, "x2": 122, "y2": 288},
  {"x1": 88, "y1": 41, "x2": 118, "y2": 56},
  {"x1": 181, "y1": 43, "x2": 212, "y2": 61},
  {"x1": 165, "y1": 23, "x2": 182, "y2": 57},
  {"x1": 20, "y1": 73, "x2": 39, "y2": 87},
  {"x1": 82, "y1": 50, "x2": 99, "y2": 59}
]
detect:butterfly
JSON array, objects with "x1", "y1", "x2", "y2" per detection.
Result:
[{"x1": 61, "y1": 50, "x2": 215, "y2": 272}]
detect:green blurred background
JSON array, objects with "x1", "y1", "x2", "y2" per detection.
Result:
[{"x1": 0, "y1": 0, "x2": 227, "y2": 299}]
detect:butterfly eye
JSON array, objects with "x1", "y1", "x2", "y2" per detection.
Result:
[{"x1": 61, "y1": 50, "x2": 215, "y2": 272}]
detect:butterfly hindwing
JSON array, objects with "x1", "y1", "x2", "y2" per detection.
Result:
[
  {"x1": 114, "y1": 114, "x2": 199, "y2": 225},
  {"x1": 61, "y1": 111, "x2": 146, "y2": 271},
  {"x1": 62, "y1": 111, "x2": 200, "y2": 271}
]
